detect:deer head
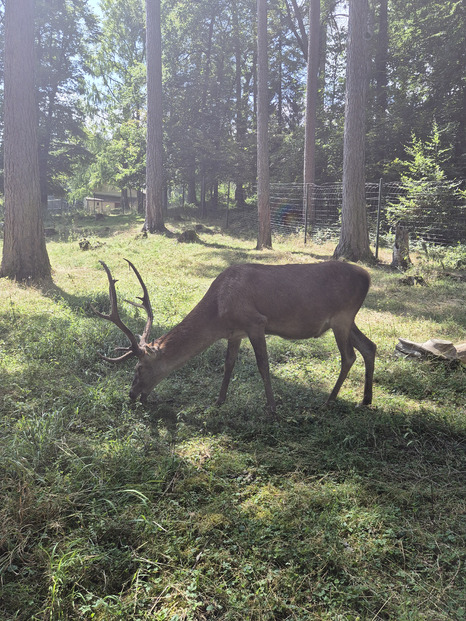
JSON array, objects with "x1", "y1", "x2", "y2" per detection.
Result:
[{"x1": 93, "y1": 259, "x2": 161, "y2": 402}]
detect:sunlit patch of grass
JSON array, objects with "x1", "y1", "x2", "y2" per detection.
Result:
[{"x1": 1, "y1": 215, "x2": 465, "y2": 620}]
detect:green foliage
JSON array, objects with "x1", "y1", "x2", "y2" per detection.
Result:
[
  {"x1": 379, "y1": 0, "x2": 466, "y2": 178},
  {"x1": 70, "y1": 0, "x2": 147, "y2": 199},
  {"x1": 386, "y1": 123, "x2": 466, "y2": 236},
  {"x1": 391, "y1": 121, "x2": 451, "y2": 180},
  {"x1": 35, "y1": 0, "x2": 99, "y2": 199},
  {"x1": 0, "y1": 216, "x2": 465, "y2": 620},
  {"x1": 417, "y1": 241, "x2": 466, "y2": 271},
  {"x1": 1, "y1": 0, "x2": 466, "y2": 203}
]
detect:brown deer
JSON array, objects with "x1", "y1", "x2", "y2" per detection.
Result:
[{"x1": 95, "y1": 259, "x2": 376, "y2": 413}]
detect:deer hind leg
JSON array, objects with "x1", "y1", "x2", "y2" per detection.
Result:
[
  {"x1": 350, "y1": 323, "x2": 376, "y2": 405},
  {"x1": 217, "y1": 337, "x2": 242, "y2": 405},
  {"x1": 248, "y1": 328, "x2": 276, "y2": 414},
  {"x1": 327, "y1": 323, "x2": 357, "y2": 403}
]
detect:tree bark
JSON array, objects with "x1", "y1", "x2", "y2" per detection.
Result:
[
  {"x1": 334, "y1": 0, "x2": 374, "y2": 263},
  {"x1": 256, "y1": 0, "x2": 272, "y2": 250},
  {"x1": 1, "y1": 0, "x2": 51, "y2": 281},
  {"x1": 137, "y1": 188, "x2": 145, "y2": 215},
  {"x1": 121, "y1": 188, "x2": 129, "y2": 213},
  {"x1": 187, "y1": 162, "x2": 197, "y2": 205},
  {"x1": 375, "y1": 0, "x2": 388, "y2": 118},
  {"x1": 303, "y1": 0, "x2": 320, "y2": 228},
  {"x1": 391, "y1": 222, "x2": 411, "y2": 270},
  {"x1": 303, "y1": 0, "x2": 320, "y2": 187},
  {"x1": 232, "y1": 0, "x2": 246, "y2": 209},
  {"x1": 144, "y1": 0, "x2": 166, "y2": 233},
  {"x1": 374, "y1": 0, "x2": 389, "y2": 167}
]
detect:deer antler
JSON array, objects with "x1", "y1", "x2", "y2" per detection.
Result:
[
  {"x1": 123, "y1": 259, "x2": 153, "y2": 343},
  {"x1": 93, "y1": 260, "x2": 153, "y2": 362}
]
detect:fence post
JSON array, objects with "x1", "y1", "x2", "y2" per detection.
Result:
[{"x1": 375, "y1": 177, "x2": 383, "y2": 260}]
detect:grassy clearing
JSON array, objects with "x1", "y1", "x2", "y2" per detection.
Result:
[{"x1": 1, "y1": 213, "x2": 465, "y2": 620}]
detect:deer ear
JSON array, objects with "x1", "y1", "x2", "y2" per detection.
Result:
[{"x1": 144, "y1": 343, "x2": 159, "y2": 357}]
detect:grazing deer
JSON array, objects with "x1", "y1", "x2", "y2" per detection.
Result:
[{"x1": 95, "y1": 259, "x2": 376, "y2": 413}]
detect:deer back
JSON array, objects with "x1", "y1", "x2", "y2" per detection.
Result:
[{"x1": 209, "y1": 261, "x2": 370, "y2": 339}]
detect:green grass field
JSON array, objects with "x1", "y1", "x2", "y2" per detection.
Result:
[{"x1": 1, "y1": 213, "x2": 465, "y2": 620}]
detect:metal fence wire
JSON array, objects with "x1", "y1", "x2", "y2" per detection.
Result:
[{"x1": 268, "y1": 180, "x2": 466, "y2": 247}]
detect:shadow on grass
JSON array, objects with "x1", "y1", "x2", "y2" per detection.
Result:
[
  {"x1": 133, "y1": 357, "x2": 465, "y2": 617},
  {"x1": 2, "y1": 215, "x2": 465, "y2": 619},
  {"x1": 2, "y1": 308, "x2": 464, "y2": 620}
]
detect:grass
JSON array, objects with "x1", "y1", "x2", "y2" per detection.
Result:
[{"x1": 0, "y1": 212, "x2": 465, "y2": 620}]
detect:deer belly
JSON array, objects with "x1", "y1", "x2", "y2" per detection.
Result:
[{"x1": 266, "y1": 318, "x2": 330, "y2": 340}]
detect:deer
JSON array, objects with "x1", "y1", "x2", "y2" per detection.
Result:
[{"x1": 94, "y1": 259, "x2": 376, "y2": 414}]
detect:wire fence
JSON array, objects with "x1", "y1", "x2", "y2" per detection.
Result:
[
  {"x1": 264, "y1": 180, "x2": 466, "y2": 248},
  {"x1": 46, "y1": 181, "x2": 466, "y2": 251}
]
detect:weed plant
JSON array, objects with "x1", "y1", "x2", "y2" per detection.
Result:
[{"x1": 0, "y1": 214, "x2": 465, "y2": 620}]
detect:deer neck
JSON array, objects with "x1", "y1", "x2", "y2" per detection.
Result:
[{"x1": 152, "y1": 307, "x2": 224, "y2": 376}]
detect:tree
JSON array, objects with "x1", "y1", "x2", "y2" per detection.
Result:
[
  {"x1": 35, "y1": 0, "x2": 97, "y2": 210},
  {"x1": 231, "y1": 0, "x2": 250, "y2": 208},
  {"x1": 90, "y1": 115, "x2": 146, "y2": 208},
  {"x1": 162, "y1": 0, "x2": 257, "y2": 210},
  {"x1": 333, "y1": 0, "x2": 373, "y2": 263},
  {"x1": 256, "y1": 0, "x2": 272, "y2": 249},
  {"x1": 84, "y1": 0, "x2": 146, "y2": 208},
  {"x1": 374, "y1": 0, "x2": 388, "y2": 152},
  {"x1": 370, "y1": 0, "x2": 466, "y2": 179},
  {"x1": 26, "y1": 0, "x2": 464, "y2": 217},
  {"x1": 386, "y1": 122, "x2": 465, "y2": 239},
  {"x1": 1, "y1": 0, "x2": 51, "y2": 281},
  {"x1": 144, "y1": 0, "x2": 165, "y2": 232},
  {"x1": 303, "y1": 0, "x2": 320, "y2": 226},
  {"x1": 303, "y1": 0, "x2": 320, "y2": 186}
]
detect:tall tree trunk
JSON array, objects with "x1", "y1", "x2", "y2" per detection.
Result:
[
  {"x1": 121, "y1": 188, "x2": 129, "y2": 214},
  {"x1": 374, "y1": 0, "x2": 388, "y2": 166},
  {"x1": 1, "y1": 0, "x2": 51, "y2": 281},
  {"x1": 303, "y1": 0, "x2": 320, "y2": 227},
  {"x1": 137, "y1": 188, "x2": 144, "y2": 215},
  {"x1": 277, "y1": 16, "x2": 284, "y2": 129},
  {"x1": 187, "y1": 161, "x2": 197, "y2": 205},
  {"x1": 256, "y1": 0, "x2": 272, "y2": 250},
  {"x1": 212, "y1": 181, "x2": 219, "y2": 210},
  {"x1": 303, "y1": 0, "x2": 320, "y2": 186},
  {"x1": 375, "y1": 0, "x2": 388, "y2": 116},
  {"x1": 39, "y1": 89, "x2": 58, "y2": 214},
  {"x1": 144, "y1": 0, "x2": 165, "y2": 232},
  {"x1": 334, "y1": 0, "x2": 374, "y2": 263},
  {"x1": 232, "y1": 0, "x2": 246, "y2": 208},
  {"x1": 202, "y1": 11, "x2": 215, "y2": 110},
  {"x1": 200, "y1": 169, "x2": 206, "y2": 218}
]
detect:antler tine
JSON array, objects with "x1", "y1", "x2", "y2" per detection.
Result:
[
  {"x1": 98, "y1": 349, "x2": 136, "y2": 363},
  {"x1": 124, "y1": 258, "x2": 154, "y2": 344},
  {"x1": 93, "y1": 261, "x2": 142, "y2": 357}
]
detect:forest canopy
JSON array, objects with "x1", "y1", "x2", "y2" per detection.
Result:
[{"x1": 0, "y1": 0, "x2": 464, "y2": 206}]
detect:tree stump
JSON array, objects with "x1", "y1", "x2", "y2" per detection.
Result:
[
  {"x1": 177, "y1": 229, "x2": 201, "y2": 243},
  {"x1": 391, "y1": 223, "x2": 411, "y2": 270}
]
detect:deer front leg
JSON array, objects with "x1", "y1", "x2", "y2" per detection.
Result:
[
  {"x1": 350, "y1": 323, "x2": 376, "y2": 405},
  {"x1": 327, "y1": 325, "x2": 356, "y2": 403},
  {"x1": 248, "y1": 329, "x2": 276, "y2": 414},
  {"x1": 217, "y1": 337, "x2": 242, "y2": 405}
]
